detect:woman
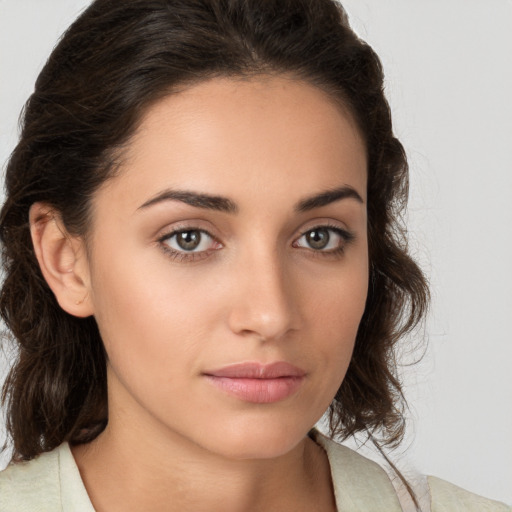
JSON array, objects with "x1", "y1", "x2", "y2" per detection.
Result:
[{"x1": 0, "y1": 0, "x2": 509, "y2": 510}]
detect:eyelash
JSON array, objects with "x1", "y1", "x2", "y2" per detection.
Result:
[
  {"x1": 157, "y1": 224, "x2": 355, "y2": 262},
  {"x1": 158, "y1": 228, "x2": 220, "y2": 263},
  {"x1": 293, "y1": 224, "x2": 355, "y2": 258}
]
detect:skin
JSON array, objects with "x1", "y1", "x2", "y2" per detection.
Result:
[{"x1": 31, "y1": 76, "x2": 368, "y2": 511}]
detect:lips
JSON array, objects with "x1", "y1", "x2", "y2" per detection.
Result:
[{"x1": 203, "y1": 362, "x2": 306, "y2": 403}]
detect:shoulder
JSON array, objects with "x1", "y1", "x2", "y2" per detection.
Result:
[
  {"x1": 428, "y1": 476, "x2": 511, "y2": 512},
  {"x1": 312, "y1": 430, "x2": 403, "y2": 511},
  {"x1": 312, "y1": 430, "x2": 511, "y2": 512},
  {"x1": 0, "y1": 447, "x2": 61, "y2": 511}
]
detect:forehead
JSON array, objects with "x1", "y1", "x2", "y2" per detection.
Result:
[{"x1": 97, "y1": 76, "x2": 367, "y2": 213}]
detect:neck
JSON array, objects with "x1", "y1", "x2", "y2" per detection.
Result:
[{"x1": 72, "y1": 409, "x2": 335, "y2": 512}]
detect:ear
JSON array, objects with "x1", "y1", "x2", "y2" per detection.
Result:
[{"x1": 29, "y1": 202, "x2": 94, "y2": 318}]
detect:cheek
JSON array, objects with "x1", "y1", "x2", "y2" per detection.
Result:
[
  {"x1": 88, "y1": 250, "x2": 192, "y2": 382},
  {"x1": 88, "y1": 242, "x2": 230, "y2": 391},
  {"x1": 289, "y1": 268, "x2": 368, "y2": 424},
  {"x1": 300, "y1": 253, "x2": 368, "y2": 376},
  {"x1": 307, "y1": 257, "x2": 368, "y2": 335}
]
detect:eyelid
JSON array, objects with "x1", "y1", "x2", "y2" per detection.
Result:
[
  {"x1": 154, "y1": 219, "x2": 355, "y2": 263},
  {"x1": 156, "y1": 225, "x2": 223, "y2": 262},
  {"x1": 296, "y1": 219, "x2": 354, "y2": 238},
  {"x1": 160, "y1": 228, "x2": 216, "y2": 248},
  {"x1": 292, "y1": 223, "x2": 355, "y2": 252},
  {"x1": 154, "y1": 217, "x2": 221, "y2": 243}
]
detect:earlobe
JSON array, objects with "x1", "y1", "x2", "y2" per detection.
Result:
[{"x1": 29, "y1": 202, "x2": 94, "y2": 318}]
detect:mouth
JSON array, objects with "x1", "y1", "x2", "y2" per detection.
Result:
[{"x1": 203, "y1": 362, "x2": 306, "y2": 404}]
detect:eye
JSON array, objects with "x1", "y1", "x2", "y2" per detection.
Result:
[
  {"x1": 160, "y1": 229, "x2": 219, "y2": 253},
  {"x1": 293, "y1": 226, "x2": 354, "y2": 252}
]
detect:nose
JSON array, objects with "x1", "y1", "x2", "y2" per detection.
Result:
[{"x1": 226, "y1": 249, "x2": 299, "y2": 342}]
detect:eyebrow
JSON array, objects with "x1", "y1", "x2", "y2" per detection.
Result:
[
  {"x1": 295, "y1": 185, "x2": 364, "y2": 212},
  {"x1": 139, "y1": 189, "x2": 238, "y2": 213},
  {"x1": 138, "y1": 185, "x2": 363, "y2": 214}
]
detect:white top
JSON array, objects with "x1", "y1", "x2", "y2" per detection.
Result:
[{"x1": 0, "y1": 434, "x2": 510, "y2": 511}]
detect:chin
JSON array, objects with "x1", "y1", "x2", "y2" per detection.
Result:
[{"x1": 194, "y1": 419, "x2": 311, "y2": 461}]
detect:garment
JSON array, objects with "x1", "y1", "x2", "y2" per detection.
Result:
[
  {"x1": 312, "y1": 432, "x2": 511, "y2": 512},
  {"x1": 0, "y1": 435, "x2": 510, "y2": 511}
]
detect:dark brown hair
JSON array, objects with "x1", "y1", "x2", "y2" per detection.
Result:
[{"x1": 1, "y1": 0, "x2": 428, "y2": 463}]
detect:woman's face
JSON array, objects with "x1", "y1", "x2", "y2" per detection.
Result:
[{"x1": 84, "y1": 76, "x2": 368, "y2": 459}]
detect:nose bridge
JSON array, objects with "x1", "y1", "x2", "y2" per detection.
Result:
[{"x1": 227, "y1": 243, "x2": 297, "y2": 341}]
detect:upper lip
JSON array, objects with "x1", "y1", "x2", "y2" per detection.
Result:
[{"x1": 203, "y1": 362, "x2": 306, "y2": 379}]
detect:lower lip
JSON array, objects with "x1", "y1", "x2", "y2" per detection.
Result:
[{"x1": 205, "y1": 376, "x2": 304, "y2": 403}]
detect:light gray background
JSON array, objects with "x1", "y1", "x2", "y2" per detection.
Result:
[{"x1": 1, "y1": 0, "x2": 511, "y2": 505}]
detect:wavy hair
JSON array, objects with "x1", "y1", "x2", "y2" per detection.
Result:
[{"x1": 1, "y1": 0, "x2": 428, "y2": 463}]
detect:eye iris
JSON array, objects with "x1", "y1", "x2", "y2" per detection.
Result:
[
  {"x1": 176, "y1": 231, "x2": 201, "y2": 251},
  {"x1": 306, "y1": 228, "x2": 330, "y2": 249}
]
